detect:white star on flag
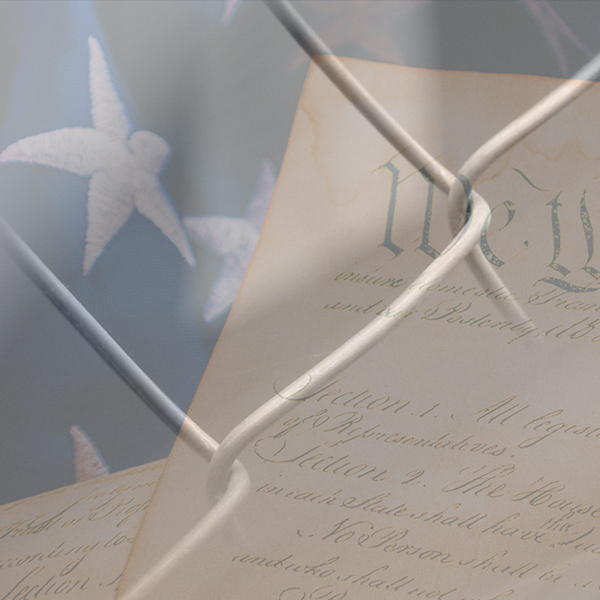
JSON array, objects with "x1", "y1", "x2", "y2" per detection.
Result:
[
  {"x1": 70, "y1": 425, "x2": 111, "y2": 483},
  {"x1": 0, "y1": 36, "x2": 195, "y2": 275},
  {"x1": 184, "y1": 159, "x2": 276, "y2": 322}
]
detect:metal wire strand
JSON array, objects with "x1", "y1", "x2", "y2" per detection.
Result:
[
  {"x1": 0, "y1": 215, "x2": 252, "y2": 600},
  {"x1": 448, "y1": 52, "x2": 600, "y2": 236},
  {"x1": 207, "y1": 197, "x2": 494, "y2": 504},
  {"x1": 264, "y1": 0, "x2": 529, "y2": 325},
  {"x1": 0, "y1": 215, "x2": 253, "y2": 471},
  {"x1": 0, "y1": 216, "x2": 217, "y2": 458}
]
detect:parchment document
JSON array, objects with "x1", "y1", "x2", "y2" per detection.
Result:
[
  {"x1": 122, "y1": 60, "x2": 600, "y2": 599},
  {"x1": 0, "y1": 460, "x2": 164, "y2": 600}
]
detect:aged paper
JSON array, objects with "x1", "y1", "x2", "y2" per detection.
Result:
[
  {"x1": 121, "y1": 60, "x2": 600, "y2": 599},
  {"x1": 0, "y1": 460, "x2": 165, "y2": 600}
]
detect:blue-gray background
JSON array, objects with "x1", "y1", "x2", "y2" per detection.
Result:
[{"x1": 0, "y1": 0, "x2": 597, "y2": 505}]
